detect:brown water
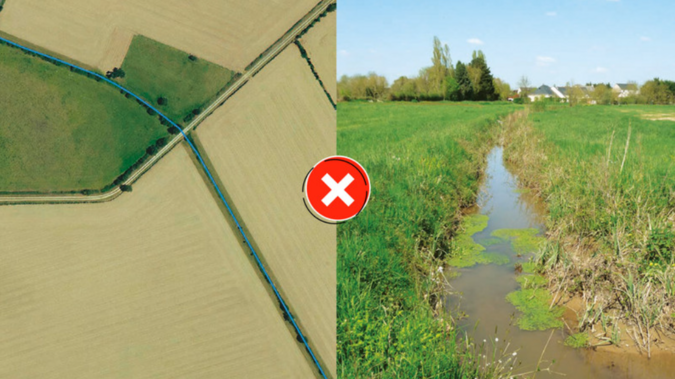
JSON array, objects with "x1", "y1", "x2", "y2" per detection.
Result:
[{"x1": 444, "y1": 147, "x2": 675, "y2": 379}]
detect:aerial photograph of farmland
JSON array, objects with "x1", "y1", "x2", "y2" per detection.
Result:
[
  {"x1": 337, "y1": 1, "x2": 675, "y2": 378},
  {"x1": 0, "y1": 0, "x2": 336, "y2": 378}
]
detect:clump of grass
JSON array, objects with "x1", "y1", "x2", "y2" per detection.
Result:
[
  {"x1": 502, "y1": 105, "x2": 675, "y2": 356},
  {"x1": 564, "y1": 332, "x2": 590, "y2": 349},
  {"x1": 506, "y1": 287, "x2": 564, "y2": 331},
  {"x1": 516, "y1": 274, "x2": 547, "y2": 289}
]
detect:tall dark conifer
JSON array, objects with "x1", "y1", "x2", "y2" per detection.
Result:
[
  {"x1": 454, "y1": 61, "x2": 472, "y2": 101},
  {"x1": 469, "y1": 54, "x2": 496, "y2": 100}
]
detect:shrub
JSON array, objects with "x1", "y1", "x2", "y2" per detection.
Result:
[
  {"x1": 105, "y1": 67, "x2": 125, "y2": 79},
  {"x1": 120, "y1": 184, "x2": 132, "y2": 192},
  {"x1": 155, "y1": 137, "x2": 168, "y2": 148}
]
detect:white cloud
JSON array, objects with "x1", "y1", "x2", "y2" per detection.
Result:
[
  {"x1": 640, "y1": 36, "x2": 651, "y2": 42},
  {"x1": 536, "y1": 56, "x2": 556, "y2": 67},
  {"x1": 594, "y1": 66, "x2": 609, "y2": 73},
  {"x1": 467, "y1": 38, "x2": 484, "y2": 45},
  {"x1": 546, "y1": 11, "x2": 557, "y2": 16}
]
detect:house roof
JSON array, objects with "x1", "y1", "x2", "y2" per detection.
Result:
[
  {"x1": 556, "y1": 86, "x2": 568, "y2": 95},
  {"x1": 615, "y1": 83, "x2": 630, "y2": 90},
  {"x1": 532, "y1": 85, "x2": 554, "y2": 96}
]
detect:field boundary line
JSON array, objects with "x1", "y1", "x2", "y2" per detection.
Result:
[{"x1": 295, "y1": 40, "x2": 336, "y2": 108}]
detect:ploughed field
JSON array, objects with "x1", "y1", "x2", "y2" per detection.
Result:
[
  {"x1": 0, "y1": 0, "x2": 320, "y2": 72},
  {"x1": 337, "y1": 101, "x2": 519, "y2": 378},
  {"x1": 0, "y1": 147, "x2": 316, "y2": 378}
]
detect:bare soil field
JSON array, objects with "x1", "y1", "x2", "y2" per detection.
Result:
[
  {"x1": 0, "y1": 0, "x2": 318, "y2": 72},
  {"x1": 300, "y1": 11, "x2": 336, "y2": 101},
  {"x1": 195, "y1": 47, "x2": 336, "y2": 376},
  {"x1": 0, "y1": 146, "x2": 315, "y2": 378}
]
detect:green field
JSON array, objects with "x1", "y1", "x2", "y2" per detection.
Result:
[
  {"x1": 0, "y1": 42, "x2": 167, "y2": 193},
  {"x1": 504, "y1": 105, "x2": 675, "y2": 351},
  {"x1": 119, "y1": 35, "x2": 238, "y2": 122},
  {"x1": 337, "y1": 101, "x2": 518, "y2": 377}
]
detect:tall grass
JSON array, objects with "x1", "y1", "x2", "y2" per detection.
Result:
[
  {"x1": 337, "y1": 102, "x2": 518, "y2": 377},
  {"x1": 502, "y1": 105, "x2": 675, "y2": 356}
]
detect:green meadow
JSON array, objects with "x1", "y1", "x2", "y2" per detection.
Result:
[
  {"x1": 119, "y1": 35, "x2": 238, "y2": 122},
  {"x1": 0, "y1": 41, "x2": 167, "y2": 193},
  {"x1": 337, "y1": 101, "x2": 518, "y2": 377},
  {"x1": 504, "y1": 105, "x2": 675, "y2": 352}
]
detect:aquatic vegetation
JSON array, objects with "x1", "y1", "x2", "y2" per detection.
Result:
[
  {"x1": 516, "y1": 274, "x2": 547, "y2": 289},
  {"x1": 447, "y1": 250, "x2": 510, "y2": 268},
  {"x1": 477, "y1": 236, "x2": 503, "y2": 247},
  {"x1": 506, "y1": 287, "x2": 564, "y2": 331},
  {"x1": 491, "y1": 228, "x2": 546, "y2": 255},
  {"x1": 447, "y1": 214, "x2": 510, "y2": 267},
  {"x1": 564, "y1": 332, "x2": 590, "y2": 349}
]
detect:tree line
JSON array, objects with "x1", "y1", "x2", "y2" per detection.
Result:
[{"x1": 338, "y1": 36, "x2": 511, "y2": 102}]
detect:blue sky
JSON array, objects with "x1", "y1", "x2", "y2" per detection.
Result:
[{"x1": 337, "y1": 0, "x2": 675, "y2": 87}]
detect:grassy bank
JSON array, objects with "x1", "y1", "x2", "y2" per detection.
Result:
[
  {"x1": 502, "y1": 105, "x2": 675, "y2": 356},
  {"x1": 119, "y1": 35, "x2": 238, "y2": 122},
  {"x1": 337, "y1": 101, "x2": 518, "y2": 377},
  {"x1": 0, "y1": 40, "x2": 167, "y2": 193}
]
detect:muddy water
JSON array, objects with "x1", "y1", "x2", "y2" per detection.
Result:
[{"x1": 444, "y1": 147, "x2": 675, "y2": 379}]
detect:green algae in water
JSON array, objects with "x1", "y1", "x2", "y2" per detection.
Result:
[
  {"x1": 491, "y1": 228, "x2": 546, "y2": 254},
  {"x1": 477, "y1": 236, "x2": 503, "y2": 247},
  {"x1": 564, "y1": 332, "x2": 590, "y2": 349},
  {"x1": 447, "y1": 214, "x2": 510, "y2": 268},
  {"x1": 506, "y1": 287, "x2": 564, "y2": 331}
]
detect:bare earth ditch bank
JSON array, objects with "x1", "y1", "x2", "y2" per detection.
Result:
[{"x1": 443, "y1": 147, "x2": 675, "y2": 378}]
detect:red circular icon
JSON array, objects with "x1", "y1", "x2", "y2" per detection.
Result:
[{"x1": 304, "y1": 156, "x2": 370, "y2": 222}]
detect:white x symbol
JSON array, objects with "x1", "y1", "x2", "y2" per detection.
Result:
[{"x1": 322, "y1": 173, "x2": 354, "y2": 206}]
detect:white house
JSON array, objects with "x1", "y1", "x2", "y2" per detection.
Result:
[
  {"x1": 528, "y1": 85, "x2": 569, "y2": 102},
  {"x1": 528, "y1": 85, "x2": 555, "y2": 102},
  {"x1": 612, "y1": 83, "x2": 638, "y2": 98}
]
